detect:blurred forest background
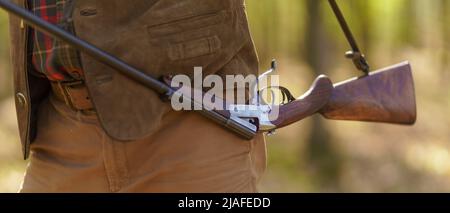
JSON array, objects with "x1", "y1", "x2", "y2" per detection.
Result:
[{"x1": 0, "y1": 0, "x2": 450, "y2": 192}]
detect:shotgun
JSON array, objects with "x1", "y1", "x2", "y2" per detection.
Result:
[
  {"x1": 209, "y1": 61, "x2": 416, "y2": 133},
  {"x1": 0, "y1": 0, "x2": 416, "y2": 139}
]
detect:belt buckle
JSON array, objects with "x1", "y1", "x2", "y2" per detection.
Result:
[{"x1": 55, "y1": 80, "x2": 90, "y2": 112}]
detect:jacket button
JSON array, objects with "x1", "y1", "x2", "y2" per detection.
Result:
[{"x1": 16, "y1": 93, "x2": 28, "y2": 108}]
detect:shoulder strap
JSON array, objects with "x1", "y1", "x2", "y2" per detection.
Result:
[{"x1": 328, "y1": 0, "x2": 370, "y2": 74}]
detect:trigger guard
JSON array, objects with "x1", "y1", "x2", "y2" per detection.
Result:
[{"x1": 258, "y1": 87, "x2": 276, "y2": 107}]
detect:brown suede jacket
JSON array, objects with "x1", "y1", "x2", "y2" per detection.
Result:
[{"x1": 9, "y1": 0, "x2": 259, "y2": 159}]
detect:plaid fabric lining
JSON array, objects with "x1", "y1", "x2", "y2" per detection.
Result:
[{"x1": 29, "y1": 0, "x2": 83, "y2": 81}]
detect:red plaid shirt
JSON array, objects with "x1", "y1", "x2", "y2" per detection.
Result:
[{"x1": 29, "y1": 0, "x2": 83, "y2": 81}]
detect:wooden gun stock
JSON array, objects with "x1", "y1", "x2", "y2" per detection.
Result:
[
  {"x1": 272, "y1": 61, "x2": 416, "y2": 130},
  {"x1": 320, "y1": 61, "x2": 416, "y2": 124},
  {"x1": 272, "y1": 76, "x2": 333, "y2": 128}
]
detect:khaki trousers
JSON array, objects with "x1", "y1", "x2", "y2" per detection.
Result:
[{"x1": 20, "y1": 94, "x2": 267, "y2": 192}]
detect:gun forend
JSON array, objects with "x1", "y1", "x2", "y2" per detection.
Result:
[{"x1": 320, "y1": 61, "x2": 417, "y2": 125}]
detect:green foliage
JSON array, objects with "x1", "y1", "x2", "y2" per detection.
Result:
[{"x1": 0, "y1": 10, "x2": 11, "y2": 101}]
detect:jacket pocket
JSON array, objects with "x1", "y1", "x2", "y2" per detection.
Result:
[
  {"x1": 147, "y1": 11, "x2": 227, "y2": 62},
  {"x1": 147, "y1": 10, "x2": 227, "y2": 38},
  {"x1": 168, "y1": 36, "x2": 221, "y2": 61}
]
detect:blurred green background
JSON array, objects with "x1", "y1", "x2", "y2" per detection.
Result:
[{"x1": 1, "y1": 0, "x2": 450, "y2": 192}]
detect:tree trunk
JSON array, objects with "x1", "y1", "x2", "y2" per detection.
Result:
[{"x1": 303, "y1": 0, "x2": 342, "y2": 190}]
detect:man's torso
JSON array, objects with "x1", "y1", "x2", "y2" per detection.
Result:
[{"x1": 9, "y1": 0, "x2": 259, "y2": 159}]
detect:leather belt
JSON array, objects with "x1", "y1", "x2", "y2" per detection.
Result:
[{"x1": 50, "y1": 80, "x2": 95, "y2": 112}]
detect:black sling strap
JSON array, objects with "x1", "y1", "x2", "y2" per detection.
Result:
[{"x1": 328, "y1": 0, "x2": 370, "y2": 74}]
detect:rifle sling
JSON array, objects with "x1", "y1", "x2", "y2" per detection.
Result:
[{"x1": 328, "y1": 0, "x2": 370, "y2": 74}]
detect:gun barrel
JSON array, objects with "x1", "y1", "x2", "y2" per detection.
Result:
[{"x1": 320, "y1": 61, "x2": 417, "y2": 125}]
